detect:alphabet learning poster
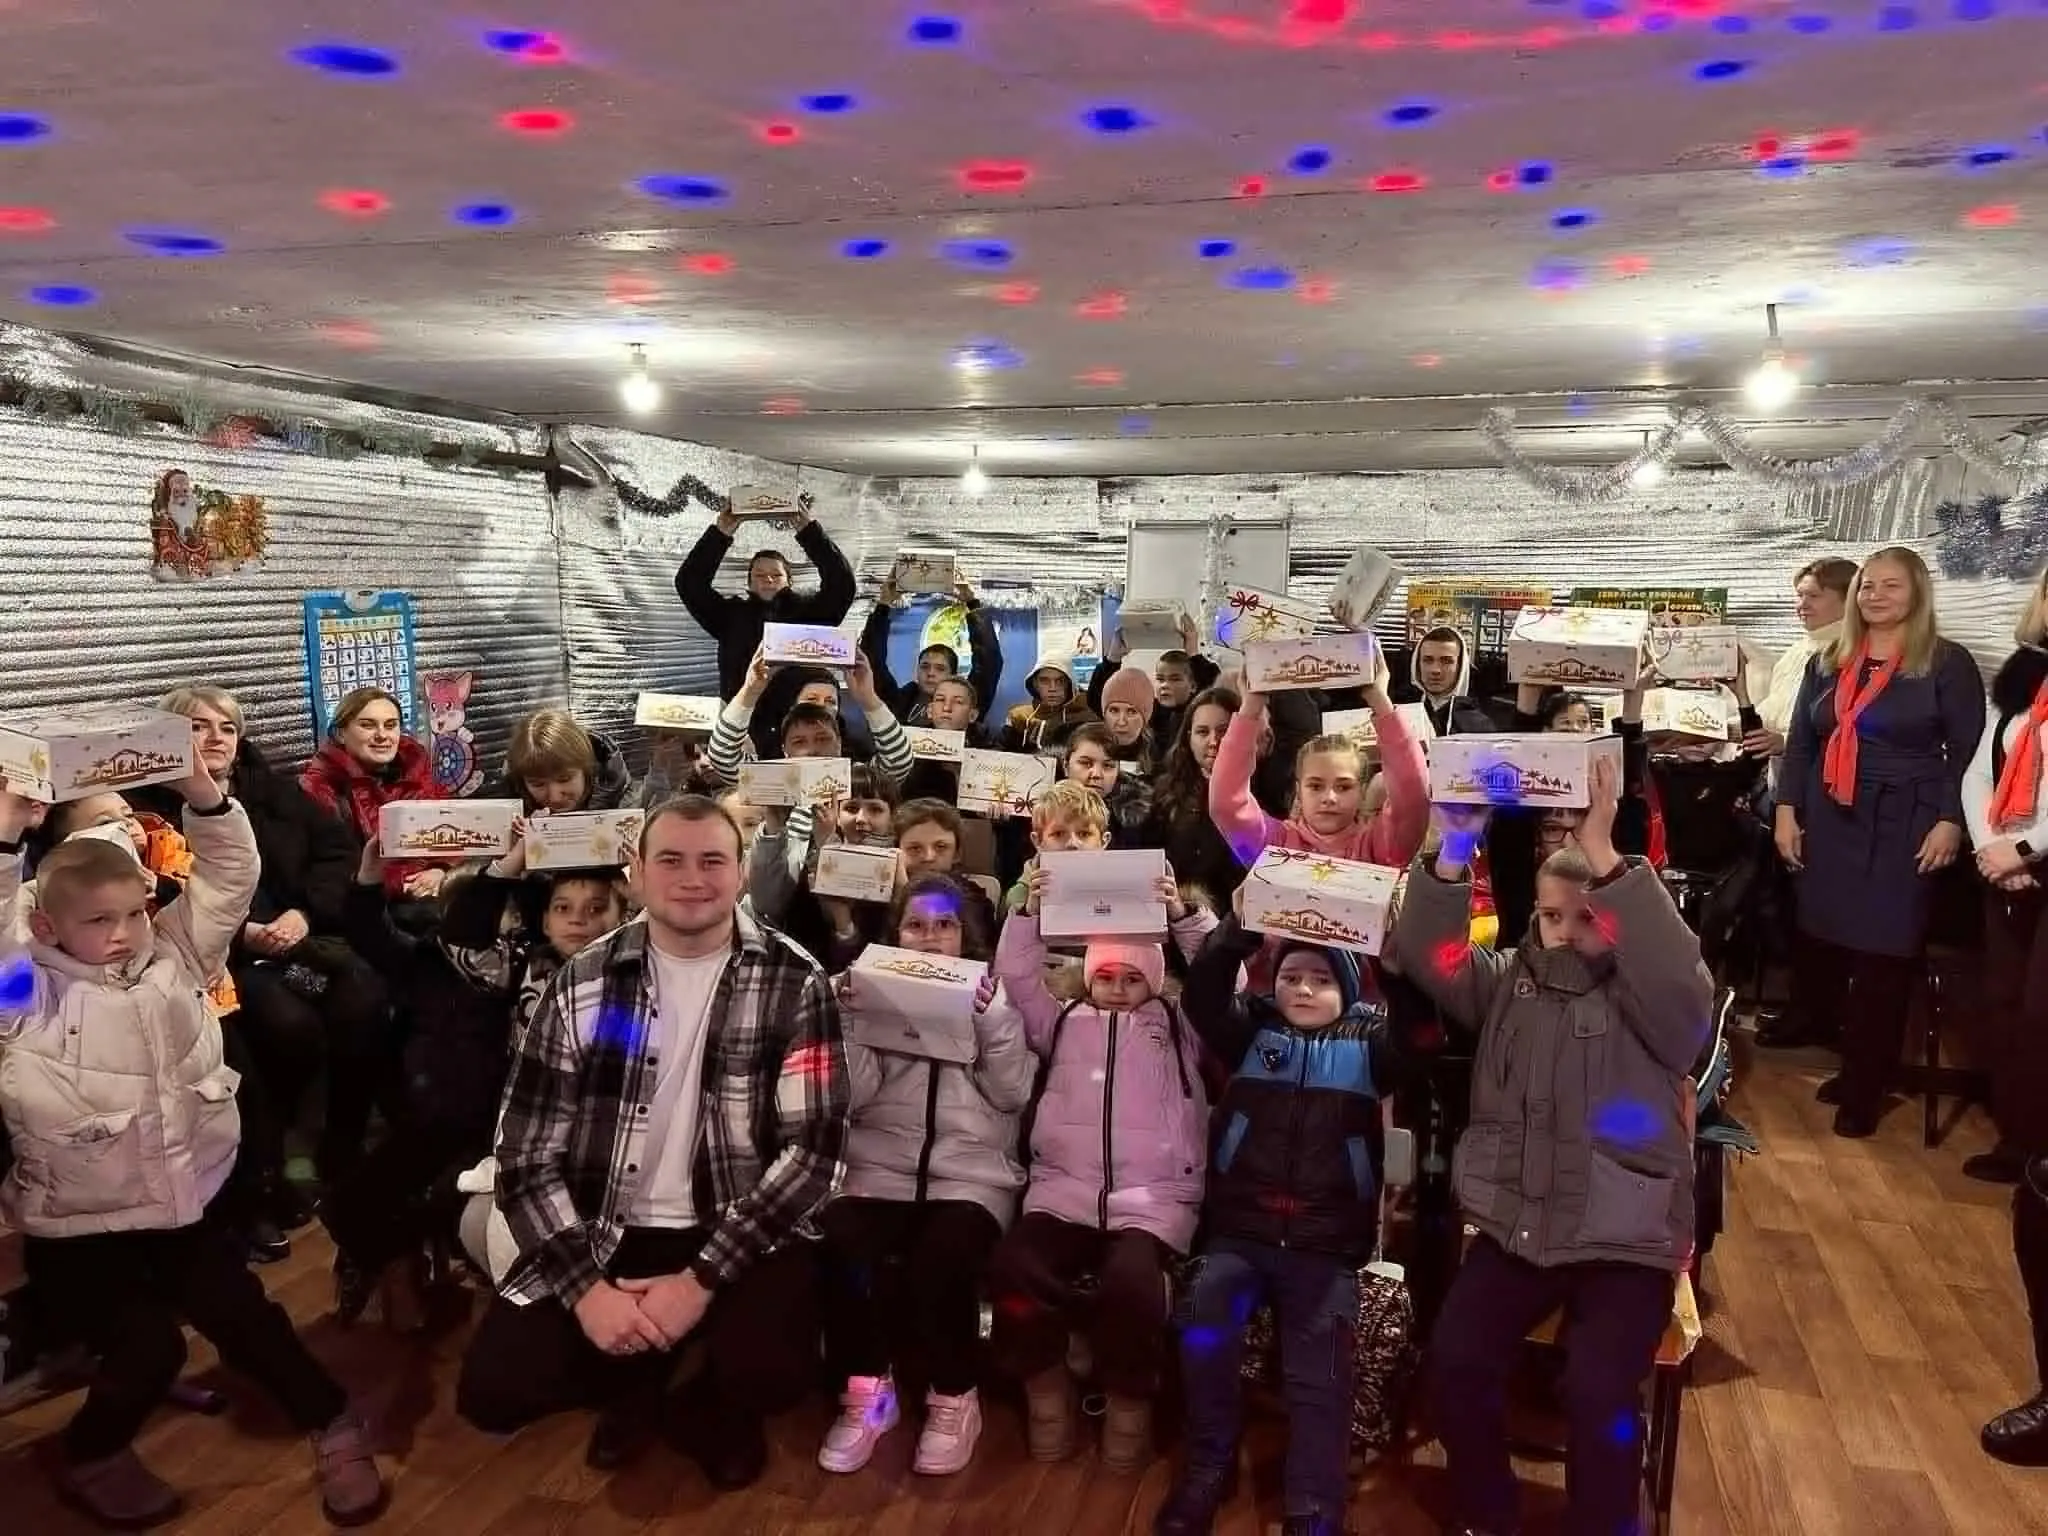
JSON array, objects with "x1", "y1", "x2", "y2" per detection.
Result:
[{"x1": 301, "y1": 590, "x2": 421, "y2": 741}]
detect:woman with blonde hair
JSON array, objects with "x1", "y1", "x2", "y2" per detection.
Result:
[{"x1": 1775, "y1": 546, "x2": 1984, "y2": 1137}]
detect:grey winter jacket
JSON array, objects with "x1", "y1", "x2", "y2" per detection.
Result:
[
  {"x1": 1387, "y1": 858, "x2": 1711, "y2": 1272},
  {"x1": 837, "y1": 985, "x2": 1036, "y2": 1225}
]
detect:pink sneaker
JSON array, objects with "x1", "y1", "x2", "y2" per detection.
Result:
[
  {"x1": 817, "y1": 1374, "x2": 900, "y2": 1473},
  {"x1": 912, "y1": 1388, "x2": 983, "y2": 1475}
]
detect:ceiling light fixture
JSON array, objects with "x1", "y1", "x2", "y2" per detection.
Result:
[
  {"x1": 1631, "y1": 430, "x2": 1666, "y2": 486},
  {"x1": 1745, "y1": 303, "x2": 1799, "y2": 410},
  {"x1": 961, "y1": 445, "x2": 988, "y2": 496},
  {"x1": 619, "y1": 344, "x2": 660, "y2": 414}
]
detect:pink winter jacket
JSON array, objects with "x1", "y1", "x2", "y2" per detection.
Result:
[
  {"x1": 1209, "y1": 696, "x2": 1430, "y2": 990},
  {"x1": 994, "y1": 909, "x2": 1216, "y2": 1254}
]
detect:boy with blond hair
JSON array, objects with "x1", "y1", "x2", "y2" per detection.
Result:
[{"x1": 1003, "y1": 780, "x2": 1110, "y2": 915}]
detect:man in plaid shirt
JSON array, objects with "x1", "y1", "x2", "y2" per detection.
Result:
[{"x1": 455, "y1": 794, "x2": 847, "y2": 1486}]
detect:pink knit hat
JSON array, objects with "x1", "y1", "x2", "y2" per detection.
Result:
[
  {"x1": 1084, "y1": 941, "x2": 1165, "y2": 997},
  {"x1": 1101, "y1": 666, "x2": 1157, "y2": 723}
]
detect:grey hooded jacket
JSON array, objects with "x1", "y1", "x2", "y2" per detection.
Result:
[{"x1": 1387, "y1": 858, "x2": 1711, "y2": 1272}]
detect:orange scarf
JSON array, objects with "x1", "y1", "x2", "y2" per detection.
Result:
[
  {"x1": 1821, "y1": 642, "x2": 1901, "y2": 807},
  {"x1": 1990, "y1": 682, "x2": 2048, "y2": 831},
  {"x1": 139, "y1": 819, "x2": 239, "y2": 1015}
]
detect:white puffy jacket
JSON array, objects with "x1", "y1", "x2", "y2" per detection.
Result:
[{"x1": 0, "y1": 801, "x2": 259, "y2": 1238}]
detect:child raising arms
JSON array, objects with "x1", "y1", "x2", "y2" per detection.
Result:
[{"x1": 0, "y1": 773, "x2": 385, "y2": 1529}]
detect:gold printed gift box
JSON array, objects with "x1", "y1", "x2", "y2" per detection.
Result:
[
  {"x1": 907, "y1": 727, "x2": 967, "y2": 763},
  {"x1": 378, "y1": 799, "x2": 524, "y2": 860},
  {"x1": 632, "y1": 693, "x2": 721, "y2": 735},
  {"x1": 0, "y1": 706, "x2": 196, "y2": 804},
  {"x1": 1642, "y1": 688, "x2": 1734, "y2": 741},
  {"x1": 762, "y1": 622, "x2": 857, "y2": 668},
  {"x1": 958, "y1": 749, "x2": 1054, "y2": 817},
  {"x1": 1243, "y1": 631, "x2": 1379, "y2": 693},
  {"x1": 1507, "y1": 606, "x2": 1651, "y2": 689},
  {"x1": 1216, "y1": 585, "x2": 1319, "y2": 647},
  {"x1": 725, "y1": 483, "x2": 802, "y2": 520},
  {"x1": 813, "y1": 844, "x2": 899, "y2": 904},
  {"x1": 1116, "y1": 597, "x2": 1193, "y2": 651},
  {"x1": 524, "y1": 810, "x2": 645, "y2": 870},
  {"x1": 739, "y1": 756, "x2": 852, "y2": 809},
  {"x1": 1646, "y1": 624, "x2": 1741, "y2": 684},
  {"x1": 848, "y1": 943, "x2": 988, "y2": 1064},
  {"x1": 1037, "y1": 848, "x2": 1170, "y2": 942},
  {"x1": 1426, "y1": 733, "x2": 1624, "y2": 810},
  {"x1": 892, "y1": 550, "x2": 958, "y2": 593},
  {"x1": 1240, "y1": 846, "x2": 1399, "y2": 957}
]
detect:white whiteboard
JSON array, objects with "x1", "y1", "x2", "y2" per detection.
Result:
[{"x1": 1124, "y1": 519, "x2": 1291, "y2": 617}]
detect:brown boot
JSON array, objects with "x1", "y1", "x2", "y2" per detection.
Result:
[
  {"x1": 311, "y1": 1412, "x2": 388, "y2": 1526},
  {"x1": 57, "y1": 1448, "x2": 182, "y2": 1529},
  {"x1": 1023, "y1": 1365, "x2": 1077, "y2": 1462},
  {"x1": 1099, "y1": 1393, "x2": 1153, "y2": 1472}
]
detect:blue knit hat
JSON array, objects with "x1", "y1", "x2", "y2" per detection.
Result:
[{"x1": 1274, "y1": 942, "x2": 1363, "y2": 1014}]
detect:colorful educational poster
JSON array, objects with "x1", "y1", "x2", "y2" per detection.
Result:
[
  {"x1": 1569, "y1": 586, "x2": 1729, "y2": 626},
  {"x1": 1405, "y1": 581, "x2": 1556, "y2": 658},
  {"x1": 302, "y1": 590, "x2": 420, "y2": 741}
]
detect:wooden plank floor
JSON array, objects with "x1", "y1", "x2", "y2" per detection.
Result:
[{"x1": 4, "y1": 1045, "x2": 2046, "y2": 1534}]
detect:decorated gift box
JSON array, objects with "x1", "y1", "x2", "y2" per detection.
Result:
[
  {"x1": 892, "y1": 550, "x2": 958, "y2": 593},
  {"x1": 906, "y1": 726, "x2": 967, "y2": 763},
  {"x1": 848, "y1": 944, "x2": 987, "y2": 1064},
  {"x1": 1117, "y1": 597, "x2": 1192, "y2": 651},
  {"x1": 813, "y1": 843, "x2": 900, "y2": 903},
  {"x1": 1646, "y1": 624, "x2": 1741, "y2": 683},
  {"x1": 958, "y1": 749, "x2": 1055, "y2": 817},
  {"x1": 726, "y1": 483, "x2": 802, "y2": 521},
  {"x1": 1506, "y1": 606, "x2": 1651, "y2": 689},
  {"x1": 1240, "y1": 846, "x2": 1400, "y2": 957},
  {"x1": 1320, "y1": 707, "x2": 1378, "y2": 751},
  {"x1": 379, "y1": 798, "x2": 524, "y2": 860},
  {"x1": 762, "y1": 622, "x2": 858, "y2": 668},
  {"x1": 1328, "y1": 548, "x2": 1401, "y2": 630},
  {"x1": 739, "y1": 755, "x2": 853, "y2": 809},
  {"x1": 1642, "y1": 687, "x2": 1735, "y2": 741},
  {"x1": 1426, "y1": 733, "x2": 1625, "y2": 810},
  {"x1": 1038, "y1": 848, "x2": 1169, "y2": 942},
  {"x1": 1243, "y1": 631, "x2": 1379, "y2": 693},
  {"x1": 524, "y1": 809, "x2": 645, "y2": 870},
  {"x1": 632, "y1": 692, "x2": 722, "y2": 735},
  {"x1": 0, "y1": 705, "x2": 195, "y2": 804},
  {"x1": 1215, "y1": 585, "x2": 1319, "y2": 648}
]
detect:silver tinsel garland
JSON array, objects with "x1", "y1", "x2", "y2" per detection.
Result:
[{"x1": 1926, "y1": 398, "x2": 2048, "y2": 478}]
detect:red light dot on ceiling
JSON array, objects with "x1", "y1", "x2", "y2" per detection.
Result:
[
  {"x1": 607, "y1": 274, "x2": 659, "y2": 304},
  {"x1": 1810, "y1": 130, "x2": 1859, "y2": 159},
  {"x1": 1297, "y1": 278, "x2": 1336, "y2": 303},
  {"x1": 0, "y1": 206, "x2": 54, "y2": 233},
  {"x1": 1368, "y1": 170, "x2": 1427, "y2": 193},
  {"x1": 1357, "y1": 30, "x2": 1401, "y2": 49},
  {"x1": 1079, "y1": 367, "x2": 1125, "y2": 386},
  {"x1": 316, "y1": 321, "x2": 379, "y2": 349},
  {"x1": 994, "y1": 282, "x2": 1039, "y2": 304},
  {"x1": 1077, "y1": 290, "x2": 1127, "y2": 318},
  {"x1": 1966, "y1": 203, "x2": 2019, "y2": 228},
  {"x1": 1485, "y1": 169, "x2": 1515, "y2": 191},
  {"x1": 502, "y1": 108, "x2": 573, "y2": 135},
  {"x1": 1237, "y1": 176, "x2": 1267, "y2": 198},
  {"x1": 1752, "y1": 135, "x2": 1782, "y2": 160},
  {"x1": 1411, "y1": 353, "x2": 1442, "y2": 368},
  {"x1": 760, "y1": 121, "x2": 801, "y2": 144},
  {"x1": 519, "y1": 35, "x2": 566, "y2": 63},
  {"x1": 761, "y1": 396, "x2": 805, "y2": 415},
  {"x1": 960, "y1": 160, "x2": 1033, "y2": 191},
  {"x1": 1609, "y1": 253, "x2": 1652, "y2": 277},
  {"x1": 320, "y1": 189, "x2": 390, "y2": 217},
  {"x1": 683, "y1": 252, "x2": 735, "y2": 274}
]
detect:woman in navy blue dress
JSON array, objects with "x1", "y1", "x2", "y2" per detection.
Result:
[{"x1": 1775, "y1": 546, "x2": 1984, "y2": 1138}]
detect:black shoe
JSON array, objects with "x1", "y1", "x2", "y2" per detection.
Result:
[
  {"x1": 1983, "y1": 1391, "x2": 2048, "y2": 1466},
  {"x1": 586, "y1": 1405, "x2": 659, "y2": 1471},
  {"x1": 1832, "y1": 1106, "x2": 1879, "y2": 1140},
  {"x1": 267, "y1": 1179, "x2": 316, "y2": 1232},
  {"x1": 1815, "y1": 1075, "x2": 1844, "y2": 1106},
  {"x1": 689, "y1": 1408, "x2": 768, "y2": 1491},
  {"x1": 1963, "y1": 1146, "x2": 2025, "y2": 1184},
  {"x1": 1153, "y1": 1462, "x2": 1239, "y2": 1535},
  {"x1": 333, "y1": 1255, "x2": 374, "y2": 1326},
  {"x1": 243, "y1": 1216, "x2": 291, "y2": 1265}
]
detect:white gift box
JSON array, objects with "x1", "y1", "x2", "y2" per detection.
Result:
[
  {"x1": 958, "y1": 749, "x2": 1054, "y2": 817},
  {"x1": 379, "y1": 799, "x2": 524, "y2": 860},
  {"x1": 1243, "y1": 631, "x2": 1379, "y2": 693},
  {"x1": 739, "y1": 755, "x2": 853, "y2": 809},
  {"x1": 1215, "y1": 586, "x2": 1319, "y2": 648},
  {"x1": 892, "y1": 550, "x2": 958, "y2": 594},
  {"x1": 1328, "y1": 548, "x2": 1401, "y2": 630},
  {"x1": 632, "y1": 693, "x2": 722, "y2": 735},
  {"x1": 762, "y1": 623, "x2": 857, "y2": 669},
  {"x1": 1321, "y1": 707, "x2": 1378, "y2": 750},
  {"x1": 1240, "y1": 846, "x2": 1400, "y2": 957},
  {"x1": 813, "y1": 843, "x2": 900, "y2": 903},
  {"x1": 1507, "y1": 607, "x2": 1650, "y2": 689},
  {"x1": 1038, "y1": 848, "x2": 1169, "y2": 942},
  {"x1": 524, "y1": 810, "x2": 645, "y2": 870},
  {"x1": 1118, "y1": 598, "x2": 1192, "y2": 651},
  {"x1": 1646, "y1": 624, "x2": 1741, "y2": 683},
  {"x1": 848, "y1": 944, "x2": 987, "y2": 1064},
  {"x1": 0, "y1": 706, "x2": 194, "y2": 804},
  {"x1": 906, "y1": 727, "x2": 967, "y2": 763},
  {"x1": 725, "y1": 483, "x2": 802, "y2": 520},
  {"x1": 1426, "y1": 734, "x2": 1625, "y2": 810},
  {"x1": 1642, "y1": 688, "x2": 1734, "y2": 741}
]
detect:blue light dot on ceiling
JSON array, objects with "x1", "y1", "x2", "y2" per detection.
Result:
[
  {"x1": 1761, "y1": 155, "x2": 1807, "y2": 177},
  {"x1": 454, "y1": 202, "x2": 515, "y2": 226},
  {"x1": 1845, "y1": 235, "x2": 1913, "y2": 266},
  {"x1": 955, "y1": 340, "x2": 1022, "y2": 370},
  {"x1": 940, "y1": 239, "x2": 1013, "y2": 268},
  {"x1": 290, "y1": 43, "x2": 399, "y2": 77},
  {"x1": 1580, "y1": 0, "x2": 1623, "y2": 18},
  {"x1": 1517, "y1": 161, "x2": 1554, "y2": 186},
  {"x1": 482, "y1": 29, "x2": 544, "y2": 53},
  {"x1": 1385, "y1": 102, "x2": 1438, "y2": 126},
  {"x1": 1119, "y1": 415, "x2": 1151, "y2": 435},
  {"x1": 909, "y1": 15, "x2": 962, "y2": 43},
  {"x1": 1876, "y1": 3, "x2": 1919, "y2": 27},
  {"x1": 125, "y1": 229, "x2": 224, "y2": 256},
  {"x1": 1551, "y1": 209, "x2": 1596, "y2": 230},
  {"x1": 26, "y1": 284, "x2": 94, "y2": 307},
  {"x1": 800, "y1": 92, "x2": 857, "y2": 114},
  {"x1": 637, "y1": 174, "x2": 729, "y2": 204},
  {"x1": 1566, "y1": 393, "x2": 1592, "y2": 416},
  {"x1": 842, "y1": 238, "x2": 889, "y2": 259},
  {"x1": 1531, "y1": 258, "x2": 1586, "y2": 291},
  {"x1": 1965, "y1": 146, "x2": 2015, "y2": 167},
  {"x1": 1197, "y1": 238, "x2": 1236, "y2": 258},
  {"x1": 1288, "y1": 146, "x2": 1333, "y2": 175},
  {"x1": 1954, "y1": 0, "x2": 1996, "y2": 17},
  {"x1": 1083, "y1": 105, "x2": 1151, "y2": 135},
  {"x1": 1693, "y1": 59, "x2": 1752, "y2": 81},
  {"x1": 1710, "y1": 13, "x2": 1751, "y2": 30},
  {"x1": 1642, "y1": 10, "x2": 1676, "y2": 30},
  {"x1": 1228, "y1": 266, "x2": 1295, "y2": 290},
  {"x1": 1787, "y1": 13, "x2": 1833, "y2": 31},
  {"x1": 0, "y1": 113, "x2": 51, "y2": 144}
]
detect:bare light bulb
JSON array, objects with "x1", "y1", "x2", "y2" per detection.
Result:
[
  {"x1": 620, "y1": 344, "x2": 660, "y2": 414},
  {"x1": 1631, "y1": 457, "x2": 1666, "y2": 487},
  {"x1": 961, "y1": 461, "x2": 989, "y2": 496},
  {"x1": 1745, "y1": 356, "x2": 1798, "y2": 410}
]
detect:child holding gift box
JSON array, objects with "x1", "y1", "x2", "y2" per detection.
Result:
[
  {"x1": 1063, "y1": 723, "x2": 1154, "y2": 843},
  {"x1": 816, "y1": 873, "x2": 1034, "y2": 1477},
  {"x1": 1385, "y1": 757, "x2": 1710, "y2": 1536},
  {"x1": 0, "y1": 773, "x2": 387, "y2": 1529},
  {"x1": 985, "y1": 869, "x2": 1214, "y2": 1472},
  {"x1": 900, "y1": 676, "x2": 1000, "y2": 802},
  {"x1": 1002, "y1": 779, "x2": 1110, "y2": 915}
]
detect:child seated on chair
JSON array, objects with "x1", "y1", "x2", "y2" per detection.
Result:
[
  {"x1": 1157, "y1": 903, "x2": 1395, "y2": 1536},
  {"x1": 985, "y1": 863, "x2": 1213, "y2": 1472},
  {"x1": 1385, "y1": 756, "x2": 1710, "y2": 1536},
  {"x1": 0, "y1": 774, "x2": 386, "y2": 1530}
]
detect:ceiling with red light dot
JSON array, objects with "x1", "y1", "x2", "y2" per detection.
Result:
[{"x1": 1, "y1": 0, "x2": 2045, "y2": 474}]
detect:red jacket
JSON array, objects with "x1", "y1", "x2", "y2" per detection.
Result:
[{"x1": 299, "y1": 737, "x2": 444, "y2": 898}]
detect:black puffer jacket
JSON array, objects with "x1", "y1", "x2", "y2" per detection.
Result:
[{"x1": 1182, "y1": 916, "x2": 1396, "y2": 1261}]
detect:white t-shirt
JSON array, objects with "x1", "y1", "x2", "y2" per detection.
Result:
[{"x1": 625, "y1": 943, "x2": 730, "y2": 1227}]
